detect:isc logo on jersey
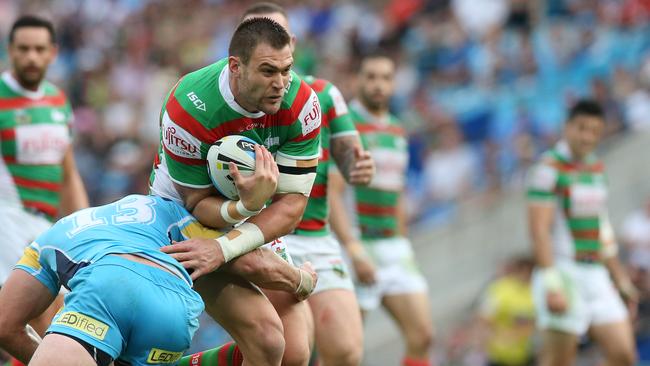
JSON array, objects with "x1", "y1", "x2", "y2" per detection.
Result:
[
  {"x1": 187, "y1": 91, "x2": 206, "y2": 111},
  {"x1": 298, "y1": 91, "x2": 321, "y2": 136},
  {"x1": 161, "y1": 112, "x2": 202, "y2": 160}
]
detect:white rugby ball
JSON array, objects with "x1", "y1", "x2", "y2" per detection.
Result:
[{"x1": 206, "y1": 135, "x2": 257, "y2": 200}]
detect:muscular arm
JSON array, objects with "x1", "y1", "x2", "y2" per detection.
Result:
[
  {"x1": 59, "y1": 146, "x2": 89, "y2": 216},
  {"x1": 330, "y1": 135, "x2": 359, "y2": 182},
  {"x1": 397, "y1": 192, "x2": 408, "y2": 237},
  {"x1": 223, "y1": 248, "x2": 300, "y2": 292},
  {"x1": 0, "y1": 271, "x2": 52, "y2": 363},
  {"x1": 528, "y1": 203, "x2": 555, "y2": 268},
  {"x1": 248, "y1": 193, "x2": 307, "y2": 242}
]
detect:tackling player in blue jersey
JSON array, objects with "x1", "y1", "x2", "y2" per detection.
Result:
[{"x1": 0, "y1": 194, "x2": 315, "y2": 366}]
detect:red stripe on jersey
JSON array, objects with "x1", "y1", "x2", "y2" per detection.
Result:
[
  {"x1": 323, "y1": 107, "x2": 338, "y2": 127},
  {"x1": 0, "y1": 129, "x2": 16, "y2": 141},
  {"x1": 22, "y1": 200, "x2": 57, "y2": 218},
  {"x1": 217, "y1": 343, "x2": 230, "y2": 365},
  {"x1": 310, "y1": 183, "x2": 326, "y2": 198},
  {"x1": 308, "y1": 78, "x2": 328, "y2": 93},
  {"x1": 292, "y1": 80, "x2": 316, "y2": 119},
  {"x1": 355, "y1": 123, "x2": 404, "y2": 136},
  {"x1": 291, "y1": 125, "x2": 320, "y2": 143},
  {"x1": 13, "y1": 177, "x2": 61, "y2": 191},
  {"x1": 321, "y1": 148, "x2": 329, "y2": 162},
  {"x1": 297, "y1": 219, "x2": 326, "y2": 231},
  {"x1": 3, "y1": 155, "x2": 16, "y2": 163},
  {"x1": 357, "y1": 203, "x2": 396, "y2": 216},
  {"x1": 166, "y1": 89, "x2": 217, "y2": 144},
  {"x1": 162, "y1": 144, "x2": 204, "y2": 165},
  {"x1": 0, "y1": 92, "x2": 67, "y2": 110},
  {"x1": 232, "y1": 345, "x2": 243, "y2": 366}
]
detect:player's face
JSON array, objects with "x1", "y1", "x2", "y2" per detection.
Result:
[
  {"x1": 564, "y1": 115, "x2": 605, "y2": 159},
  {"x1": 236, "y1": 43, "x2": 293, "y2": 115},
  {"x1": 8, "y1": 27, "x2": 56, "y2": 89},
  {"x1": 358, "y1": 57, "x2": 395, "y2": 112}
]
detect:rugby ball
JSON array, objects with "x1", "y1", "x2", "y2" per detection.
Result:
[{"x1": 206, "y1": 135, "x2": 257, "y2": 200}]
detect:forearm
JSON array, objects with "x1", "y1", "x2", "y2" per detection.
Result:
[
  {"x1": 247, "y1": 194, "x2": 306, "y2": 242},
  {"x1": 329, "y1": 191, "x2": 357, "y2": 248},
  {"x1": 224, "y1": 248, "x2": 299, "y2": 292},
  {"x1": 528, "y1": 205, "x2": 555, "y2": 267},
  {"x1": 59, "y1": 148, "x2": 89, "y2": 215},
  {"x1": 330, "y1": 135, "x2": 361, "y2": 182},
  {"x1": 397, "y1": 193, "x2": 408, "y2": 237},
  {"x1": 193, "y1": 196, "x2": 256, "y2": 230},
  {"x1": 605, "y1": 256, "x2": 630, "y2": 288}
]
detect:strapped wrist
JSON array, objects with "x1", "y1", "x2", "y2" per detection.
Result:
[
  {"x1": 220, "y1": 200, "x2": 240, "y2": 225},
  {"x1": 215, "y1": 222, "x2": 265, "y2": 262},
  {"x1": 236, "y1": 200, "x2": 262, "y2": 217}
]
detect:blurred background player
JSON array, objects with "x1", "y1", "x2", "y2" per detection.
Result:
[
  {"x1": 151, "y1": 18, "x2": 321, "y2": 366},
  {"x1": 526, "y1": 100, "x2": 637, "y2": 366},
  {"x1": 0, "y1": 14, "x2": 88, "y2": 356},
  {"x1": 330, "y1": 52, "x2": 434, "y2": 366},
  {"x1": 241, "y1": 3, "x2": 375, "y2": 365},
  {"x1": 475, "y1": 257, "x2": 536, "y2": 366}
]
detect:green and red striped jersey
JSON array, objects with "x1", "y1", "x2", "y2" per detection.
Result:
[
  {"x1": 294, "y1": 76, "x2": 357, "y2": 236},
  {"x1": 349, "y1": 100, "x2": 408, "y2": 240},
  {"x1": 526, "y1": 141, "x2": 609, "y2": 262},
  {"x1": 149, "y1": 59, "x2": 321, "y2": 202},
  {"x1": 0, "y1": 71, "x2": 73, "y2": 221}
]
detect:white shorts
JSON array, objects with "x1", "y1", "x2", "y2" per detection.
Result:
[
  {"x1": 532, "y1": 261, "x2": 628, "y2": 335},
  {"x1": 285, "y1": 234, "x2": 354, "y2": 294},
  {"x1": 0, "y1": 206, "x2": 51, "y2": 285},
  {"x1": 355, "y1": 237, "x2": 428, "y2": 311},
  {"x1": 263, "y1": 237, "x2": 294, "y2": 265}
]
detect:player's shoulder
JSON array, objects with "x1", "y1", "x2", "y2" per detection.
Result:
[
  {"x1": 303, "y1": 75, "x2": 331, "y2": 93},
  {"x1": 281, "y1": 71, "x2": 319, "y2": 120},
  {"x1": 171, "y1": 59, "x2": 228, "y2": 122}
]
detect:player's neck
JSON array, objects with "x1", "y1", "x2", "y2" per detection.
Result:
[
  {"x1": 360, "y1": 100, "x2": 388, "y2": 119},
  {"x1": 229, "y1": 75, "x2": 260, "y2": 114}
]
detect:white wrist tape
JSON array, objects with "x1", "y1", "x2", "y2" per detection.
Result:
[
  {"x1": 295, "y1": 268, "x2": 315, "y2": 300},
  {"x1": 215, "y1": 222, "x2": 265, "y2": 262},
  {"x1": 220, "y1": 200, "x2": 240, "y2": 225},
  {"x1": 540, "y1": 267, "x2": 563, "y2": 292},
  {"x1": 236, "y1": 200, "x2": 262, "y2": 217}
]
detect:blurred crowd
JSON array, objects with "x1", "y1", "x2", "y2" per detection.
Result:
[{"x1": 1, "y1": 0, "x2": 650, "y2": 225}]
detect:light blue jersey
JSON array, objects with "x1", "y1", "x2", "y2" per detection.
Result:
[
  {"x1": 16, "y1": 194, "x2": 219, "y2": 294},
  {"x1": 14, "y1": 194, "x2": 216, "y2": 365}
]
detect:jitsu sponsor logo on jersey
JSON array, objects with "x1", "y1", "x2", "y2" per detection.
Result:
[
  {"x1": 298, "y1": 90, "x2": 321, "y2": 136},
  {"x1": 162, "y1": 113, "x2": 202, "y2": 160},
  {"x1": 15, "y1": 124, "x2": 70, "y2": 164},
  {"x1": 186, "y1": 91, "x2": 206, "y2": 111}
]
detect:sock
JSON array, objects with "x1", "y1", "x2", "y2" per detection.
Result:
[
  {"x1": 402, "y1": 357, "x2": 430, "y2": 366},
  {"x1": 10, "y1": 358, "x2": 24, "y2": 366},
  {"x1": 178, "y1": 342, "x2": 242, "y2": 366}
]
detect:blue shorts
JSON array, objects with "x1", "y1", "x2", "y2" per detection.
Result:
[{"x1": 47, "y1": 255, "x2": 204, "y2": 365}]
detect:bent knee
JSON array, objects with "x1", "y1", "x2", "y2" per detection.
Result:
[
  {"x1": 319, "y1": 344, "x2": 363, "y2": 366},
  {"x1": 608, "y1": 348, "x2": 637, "y2": 366},
  {"x1": 406, "y1": 325, "x2": 434, "y2": 353}
]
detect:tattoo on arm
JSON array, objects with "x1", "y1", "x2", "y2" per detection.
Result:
[{"x1": 330, "y1": 135, "x2": 358, "y2": 182}]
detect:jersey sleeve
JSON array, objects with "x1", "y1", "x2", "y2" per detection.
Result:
[
  {"x1": 14, "y1": 243, "x2": 60, "y2": 295},
  {"x1": 327, "y1": 85, "x2": 357, "y2": 138},
  {"x1": 526, "y1": 158, "x2": 558, "y2": 202},
  {"x1": 276, "y1": 82, "x2": 321, "y2": 196},
  {"x1": 159, "y1": 84, "x2": 212, "y2": 188}
]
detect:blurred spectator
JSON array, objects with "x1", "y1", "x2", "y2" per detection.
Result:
[
  {"x1": 476, "y1": 257, "x2": 536, "y2": 366},
  {"x1": 419, "y1": 122, "x2": 477, "y2": 221}
]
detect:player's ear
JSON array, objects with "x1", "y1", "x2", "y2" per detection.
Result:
[{"x1": 228, "y1": 56, "x2": 241, "y2": 76}]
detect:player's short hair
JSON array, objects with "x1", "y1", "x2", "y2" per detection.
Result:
[
  {"x1": 9, "y1": 15, "x2": 56, "y2": 44},
  {"x1": 567, "y1": 99, "x2": 604, "y2": 122},
  {"x1": 242, "y1": 2, "x2": 287, "y2": 20},
  {"x1": 359, "y1": 49, "x2": 395, "y2": 73},
  {"x1": 229, "y1": 17, "x2": 290, "y2": 65}
]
